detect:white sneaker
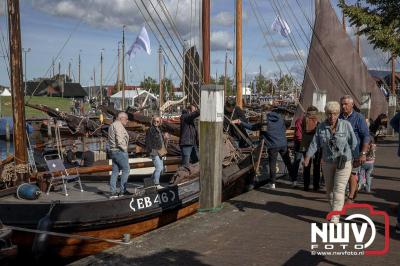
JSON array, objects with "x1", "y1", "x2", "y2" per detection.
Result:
[
  {"x1": 292, "y1": 181, "x2": 298, "y2": 188},
  {"x1": 156, "y1": 185, "x2": 164, "y2": 190},
  {"x1": 268, "y1": 183, "x2": 276, "y2": 189}
]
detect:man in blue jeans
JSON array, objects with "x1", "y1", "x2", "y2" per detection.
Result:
[
  {"x1": 108, "y1": 112, "x2": 131, "y2": 198},
  {"x1": 179, "y1": 104, "x2": 200, "y2": 166}
]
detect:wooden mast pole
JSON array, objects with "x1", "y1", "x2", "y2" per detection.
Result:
[
  {"x1": 159, "y1": 45, "x2": 164, "y2": 114},
  {"x1": 100, "y1": 49, "x2": 103, "y2": 105},
  {"x1": 224, "y1": 49, "x2": 228, "y2": 100},
  {"x1": 236, "y1": 0, "x2": 243, "y2": 108},
  {"x1": 117, "y1": 42, "x2": 121, "y2": 92},
  {"x1": 122, "y1": 25, "x2": 126, "y2": 110},
  {"x1": 202, "y1": 0, "x2": 210, "y2": 85},
  {"x1": 8, "y1": 0, "x2": 28, "y2": 184},
  {"x1": 78, "y1": 50, "x2": 81, "y2": 83}
]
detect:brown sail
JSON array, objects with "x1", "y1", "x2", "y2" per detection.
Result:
[{"x1": 300, "y1": 0, "x2": 387, "y2": 119}]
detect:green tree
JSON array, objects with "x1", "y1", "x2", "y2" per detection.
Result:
[
  {"x1": 217, "y1": 75, "x2": 233, "y2": 96},
  {"x1": 140, "y1": 76, "x2": 159, "y2": 94},
  {"x1": 277, "y1": 74, "x2": 295, "y2": 93},
  {"x1": 338, "y1": 0, "x2": 400, "y2": 56},
  {"x1": 253, "y1": 74, "x2": 274, "y2": 95}
]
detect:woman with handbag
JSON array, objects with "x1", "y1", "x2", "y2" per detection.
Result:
[
  {"x1": 304, "y1": 101, "x2": 358, "y2": 224},
  {"x1": 145, "y1": 116, "x2": 168, "y2": 189}
]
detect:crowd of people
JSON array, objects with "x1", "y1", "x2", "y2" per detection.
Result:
[{"x1": 106, "y1": 95, "x2": 400, "y2": 228}]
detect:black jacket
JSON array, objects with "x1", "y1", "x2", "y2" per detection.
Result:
[
  {"x1": 145, "y1": 125, "x2": 164, "y2": 155},
  {"x1": 223, "y1": 106, "x2": 250, "y2": 147},
  {"x1": 241, "y1": 111, "x2": 287, "y2": 149},
  {"x1": 179, "y1": 110, "x2": 200, "y2": 146}
]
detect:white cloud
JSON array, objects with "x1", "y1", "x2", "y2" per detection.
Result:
[
  {"x1": 289, "y1": 64, "x2": 305, "y2": 81},
  {"x1": 212, "y1": 58, "x2": 224, "y2": 64},
  {"x1": 274, "y1": 50, "x2": 305, "y2": 62},
  {"x1": 213, "y1": 11, "x2": 234, "y2": 27},
  {"x1": 31, "y1": 0, "x2": 196, "y2": 36},
  {"x1": 266, "y1": 39, "x2": 290, "y2": 48},
  {"x1": 211, "y1": 31, "x2": 233, "y2": 51},
  {"x1": 0, "y1": 2, "x2": 5, "y2": 16}
]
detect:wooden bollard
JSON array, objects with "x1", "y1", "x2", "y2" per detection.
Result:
[{"x1": 199, "y1": 84, "x2": 224, "y2": 210}]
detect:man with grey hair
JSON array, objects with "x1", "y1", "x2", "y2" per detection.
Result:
[
  {"x1": 339, "y1": 95, "x2": 370, "y2": 202},
  {"x1": 108, "y1": 111, "x2": 131, "y2": 198}
]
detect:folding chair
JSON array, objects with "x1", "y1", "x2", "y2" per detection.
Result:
[{"x1": 44, "y1": 154, "x2": 84, "y2": 196}]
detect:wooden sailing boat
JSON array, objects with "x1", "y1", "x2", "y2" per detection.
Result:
[
  {"x1": 300, "y1": 0, "x2": 387, "y2": 120},
  {"x1": 0, "y1": 0, "x2": 263, "y2": 263}
]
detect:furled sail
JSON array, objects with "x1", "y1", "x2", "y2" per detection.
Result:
[{"x1": 300, "y1": 0, "x2": 387, "y2": 119}]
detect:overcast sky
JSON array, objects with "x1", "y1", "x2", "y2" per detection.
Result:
[{"x1": 0, "y1": 0, "x2": 396, "y2": 88}]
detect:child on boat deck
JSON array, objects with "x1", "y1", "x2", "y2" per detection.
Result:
[{"x1": 358, "y1": 137, "x2": 376, "y2": 193}]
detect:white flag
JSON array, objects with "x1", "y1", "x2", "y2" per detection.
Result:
[
  {"x1": 127, "y1": 26, "x2": 152, "y2": 58},
  {"x1": 271, "y1": 16, "x2": 291, "y2": 38}
]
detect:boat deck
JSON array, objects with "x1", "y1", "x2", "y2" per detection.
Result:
[{"x1": 1, "y1": 181, "x2": 170, "y2": 203}]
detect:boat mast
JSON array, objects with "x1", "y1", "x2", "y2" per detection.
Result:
[
  {"x1": 159, "y1": 45, "x2": 163, "y2": 114},
  {"x1": 235, "y1": 0, "x2": 242, "y2": 108},
  {"x1": 122, "y1": 25, "x2": 126, "y2": 110},
  {"x1": 224, "y1": 49, "x2": 228, "y2": 100},
  {"x1": 7, "y1": 0, "x2": 28, "y2": 184},
  {"x1": 100, "y1": 49, "x2": 103, "y2": 105},
  {"x1": 78, "y1": 50, "x2": 81, "y2": 84},
  {"x1": 117, "y1": 41, "x2": 121, "y2": 92},
  {"x1": 202, "y1": 0, "x2": 210, "y2": 85}
]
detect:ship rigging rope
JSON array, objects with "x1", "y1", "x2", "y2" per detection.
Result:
[
  {"x1": 143, "y1": 0, "x2": 203, "y2": 97},
  {"x1": 277, "y1": 0, "x2": 353, "y2": 97},
  {"x1": 277, "y1": 0, "x2": 345, "y2": 92},
  {"x1": 2, "y1": 225, "x2": 132, "y2": 246},
  {"x1": 132, "y1": 0, "x2": 200, "y2": 107},
  {"x1": 291, "y1": 0, "x2": 360, "y2": 102},
  {"x1": 155, "y1": 0, "x2": 203, "y2": 86},
  {"x1": 157, "y1": 0, "x2": 202, "y2": 80},
  {"x1": 248, "y1": 0, "x2": 301, "y2": 89},
  {"x1": 267, "y1": 0, "x2": 321, "y2": 92},
  {"x1": 0, "y1": 162, "x2": 30, "y2": 183},
  {"x1": 26, "y1": 0, "x2": 94, "y2": 104}
]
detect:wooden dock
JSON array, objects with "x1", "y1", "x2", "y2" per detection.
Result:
[{"x1": 71, "y1": 137, "x2": 400, "y2": 266}]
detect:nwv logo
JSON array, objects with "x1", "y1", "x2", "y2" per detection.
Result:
[{"x1": 310, "y1": 204, "x2": 389, "y2": 256}]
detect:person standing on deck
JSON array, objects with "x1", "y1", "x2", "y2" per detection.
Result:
[
  {"x1": 223, "y1": 99, "x2": 250, "y2": 148},
  {"x1": 145, "y1": 116, "x2": 168, "y2": 189},
  {"x1": 292, "y1": 106, "x2": 321, "y2": 191},
  {"x1": 179, "y1": 104, "x2": 200, "y2": 166},
  {"x1": 339, "y1": 95, "x2": 370, "y2": 203},
  {"x1": 389, "y1": 111, "x2": 400, "y2": 233},
  {"x1": 108, "y1": 112, "x2": 131, "y2": 198},
  {"x1": 232, "y1": 109, "x2": 294, "y2": 189}
]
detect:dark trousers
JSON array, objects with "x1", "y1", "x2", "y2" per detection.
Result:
[
  {"x1": 292, "y1": 141, "x2": 321, "y2": 190},
  {"x1": 303, "y1": 152, "x2": 321, "y2": 190},
  {"x1": 267, "y1": 146, "x2": 293, "y2": 184},
  {"x1": 180, "y1": 145, "x2": 199, "y2": 166}
]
